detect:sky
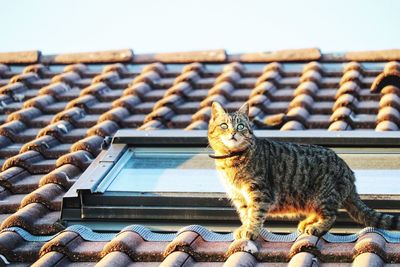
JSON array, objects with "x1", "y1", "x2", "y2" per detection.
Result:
[{"x1": 1, "y1": 0, "x2": 400, "y2": 55}]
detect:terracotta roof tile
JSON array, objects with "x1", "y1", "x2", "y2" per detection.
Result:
[
  {"x1": 1, "y1": 203, "x2": 63, "y2": 234},
  {"x1": 0, "y1": 167, "x2": 40, "y2": 193},
  {"x1": 56, "y1": 150, "x2": 94, "y2": 171},
  {"x1": 39, "y1": 231, "x2": 104, "y2": 262},
  {"x1": 19, "y1": 182, "x2": 64, "y2": 211},
  {"x1": 31, "y1": 251, "x2": 66, "y2": 266},
  {"x1": 38, "y1": 164, "x2": 81, "y2": 189},
  {"x1": 0, "y1": 231, "x2": 43, "y2": 262},
  {"x1": 86, "y1": 120, "x2": 119, "y2": 137},
  {"x1": 2, "y1": 151, "x2": 56, "y2": 174}
]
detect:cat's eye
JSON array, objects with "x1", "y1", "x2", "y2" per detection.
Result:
[
  {"x1": 220, "y1": 123, "x2": 228, "y2": 130},
  {"x1": 236, "y1": 123, "x2": 245, "y2": 131}
]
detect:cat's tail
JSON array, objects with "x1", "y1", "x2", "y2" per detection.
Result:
[{"x1": 343, "y1": 189, "x2": 400, "y2": 230}]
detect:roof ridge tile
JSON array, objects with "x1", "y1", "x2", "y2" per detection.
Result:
[
  {"x1": 0, "y1": 51, "x2": 40, "y2": 64},
  {"x1": 43, "y1": 49, "x2": 133, "y2": 64}
]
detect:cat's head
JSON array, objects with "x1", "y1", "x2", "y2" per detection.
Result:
[{"x1": 208, "y1": 102, "x2": 254, "y2": 154}]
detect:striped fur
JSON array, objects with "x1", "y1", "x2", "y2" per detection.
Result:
[{"x1": 208, "y1": 102, "x2": 400, "y2": 240}]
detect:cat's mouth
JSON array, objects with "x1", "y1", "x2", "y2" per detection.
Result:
[{"x1": 221, "y1": 135, "x2": 245, "y2": 150}]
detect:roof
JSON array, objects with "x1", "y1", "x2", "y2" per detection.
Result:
[{"x1": 0, "y1": 48, "x2": 399, "y2": 266}]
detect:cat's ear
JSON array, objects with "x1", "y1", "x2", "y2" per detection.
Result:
[
  {"x1": 211, "y1": 102, "x2": 226, "y2": 119},
  {"x1": 238, "y1": 102, "x2": 249, "y2": 116}
]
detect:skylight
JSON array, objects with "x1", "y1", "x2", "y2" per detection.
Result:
[{"x1": 61, "y1": 130, "x2": 400, "y2": 232}]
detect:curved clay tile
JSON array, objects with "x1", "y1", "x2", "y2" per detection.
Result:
[
  {"x1": 0, "y1": 64, "x2": 10, "y2": 77},
  {"x1": 353, "y1": 233, "x2": 387, "y2": 265},
  {"x1": 281, "y1": 120, "x2": 305, "y2": 131},
  {"x1": 0, "y1": 82, "x2": 28, "y2": 101},
  {"x1": 299, "y1": 70, "x2": 322, "y2": 84},
  {"x1": 339, "y1": 69, "x2": 363, "y2": 86},
  {"x1": 38, "y1": 164, "x2": 81, "y2": 189},
  {"x1": 132, "y1": 70, "x2": 161, "y2": 87},
  {"x1": 182, "y1": 62, "x2": 204, "y2": 75},
  {"x1": 173, "y1": 70, "x2": 201, "y2": 87},
  {"x1": 86, "y1": 120, "x2": 119, "y2": 137},
  {"x1": 250, "y1": 81, "x2": 277, "y2": 99},
  {"x1": 303, "y1": 61, "x2": 324, "y2": 73},
  {"x1": 185, "y1": 120, "x2": 208, "y2": 130},
  {"x1": 223, "y1": 62, "x2": 245, "y2": 76},
  {"x1": 23, "y1": 64, "x2": 50, "y2": 77},
  {"x1": 255, "y1": 70, "x2": 281, "y2": 87},
  {"x1": 137, "y1": 119, "x2": 165, "y2": 131},
  {"x1": 263, "y1": 62, "x2": 283, "y2": 73},
  {"x1": 377, "y1": 106, "x2": 400, "y2": 125},
  {"x1": 383, "y1": 61, "x2": 400, "y2": 73},
  {"x1": 215, "y1": 70, "x2": 242, "y2": 86},
  {"x1": 328, "y1": 120, "x2": 351, "y2": 131},
  {"x1": 164, "y1": 82, "x2": 192, "y2": 98},
  {"x1": 332, "y1": 94, "x2": 359, "y2": 111},
  {"x1": 9, "y1": 73, "x2": 40, "y2": 87},
  {"x1": 142, "y1": 62, "x2": 166, "y2": 76},
  {"x1": 335, "y1": 81, "x2": 360, "y2": 99},
  {"x1": 0, "y1": 202, "x2": 64, "y2": 235},
  {"x1": 343, "y1": 61, "x2": 364, "y2": 74},
  {"x1": 19, "y1": 183, "x2": 65, "y2": 211},
  {"x1": 379, "y1": 93, "x2": 400, "y2": 109},
  {"x1": 63, "y1": 63, "x2": 87, "y2": 76},
  {"x1": 92, "y1": 71, "x2": 120, "y2": 86},
  {"x1": 122, "y1": 82, "x2": 151, "y2": 98},
  {"x1": 281, "y1": 65, "x2": 323, "y2": 130},
  {"x1": 371, "y1": 71, "x2": 400, "y2": 93},
  {"x1": 102, "y1": 63, "x2": 129, "y2": 76},
  {"x1": 51, "y1": 72, "x2": 80, "y2": 87},
  {"x1": 294, "y1": 81, "x2": 318, "y2": 97}
]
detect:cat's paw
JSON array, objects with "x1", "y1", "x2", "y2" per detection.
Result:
[
  {"x1": 226, "y1": 239, "x2": 259, "y2": 257},
  {"x1": 304, "y1": 225, "x2": 326, "y2": 237},
  {"x1": 297, "y1": 221, "x2": 308, "y2": 233},
  {"x1": 234, "y1": 226, "x2": 260, "y2": 240}
]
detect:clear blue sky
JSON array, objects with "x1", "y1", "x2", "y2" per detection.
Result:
[{"x1": 1, "y1": 0, "x2": 399, "y2": 54}]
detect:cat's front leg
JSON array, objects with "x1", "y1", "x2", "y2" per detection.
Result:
[
  {"x1": 234, "y1": 189, "x2": 270, "y2": 240},
  {"x1": 230, "y1": 191, "x2": 248, "y2": 224}
]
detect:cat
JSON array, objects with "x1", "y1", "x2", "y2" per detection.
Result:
[{"x1": 208, "y1": 101, "x2": 400, "y2": 240}]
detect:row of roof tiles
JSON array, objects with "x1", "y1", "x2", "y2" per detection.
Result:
[
  {"x1": 1, "y1": 61, "x2": 399, "y2": 135},
  {"x1": 1, "y1": 225, "x2": 399, "y2": 265}
]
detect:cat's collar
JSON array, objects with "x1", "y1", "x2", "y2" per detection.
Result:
[{"x1": 208, "y1": 149, "x2": 248, "y2": 159}]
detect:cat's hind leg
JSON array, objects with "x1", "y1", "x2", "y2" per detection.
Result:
[
  {"x1": 304, "y1": 205, "x2": 338, "y2": 236},
  {"x1": 298, "y1": 213, "x2": 319, "y2": 233}
]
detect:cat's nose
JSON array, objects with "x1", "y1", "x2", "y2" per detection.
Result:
[{"x1": 230, "y1": 133, "x2": 237, "y2": 140}]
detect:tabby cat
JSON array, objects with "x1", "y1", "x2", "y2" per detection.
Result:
[{"x1": 208, "y1": 102, "x2": 400, "y2": 240}]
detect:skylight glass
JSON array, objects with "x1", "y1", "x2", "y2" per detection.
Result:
[{"x1": 95, "y1": 147, "x2": 224, "y2": 193}]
